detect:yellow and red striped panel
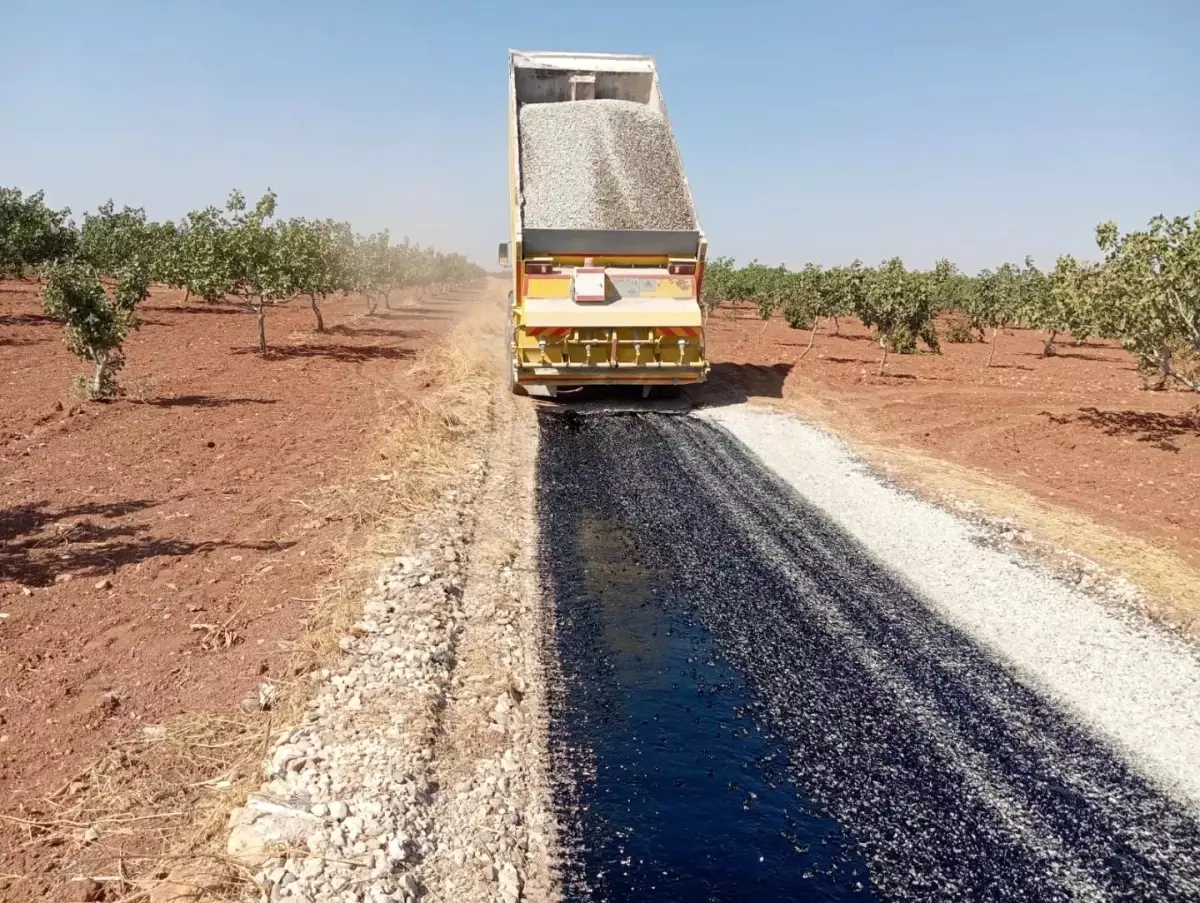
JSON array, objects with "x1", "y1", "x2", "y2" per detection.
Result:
[
  {"x1": 658, "y1": 326, "x2": 701, "y2": 338},
  {"x1": 524, "y1": 326, "x2": 572, "y2": 338}
]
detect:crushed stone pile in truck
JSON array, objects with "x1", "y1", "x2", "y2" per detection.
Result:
[
  {"x1": 501, "y1": 50, "x2": 710, "y2": 398},
  {"x1": 519, "y1": 99, "x2": 697, "y2": 232}
]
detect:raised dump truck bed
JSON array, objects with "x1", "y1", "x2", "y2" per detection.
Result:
[{"x1": 503, "y1": 50, "x2": 709, "y2": 395}]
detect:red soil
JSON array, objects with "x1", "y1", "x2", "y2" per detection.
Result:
[{"x1": 0, "y1": 281, "x2": 473, "y2": 896}]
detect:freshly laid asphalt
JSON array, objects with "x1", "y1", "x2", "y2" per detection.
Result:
[{"x1": 536, "y1": 410, "x2": 1200, "y2": 903}]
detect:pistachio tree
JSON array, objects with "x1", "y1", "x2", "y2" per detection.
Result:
[
  {"x1": 180, "y1": 190, "x2": 290, "y2": 353},
  {"x1": 778, "y1": 264, "x2": 824, "y2": 358},
  {"x1": 784, "y1": 262, "x2": 869, "y2": 358},
  {"x1": 858, "y1": 258, "x2": 941, "y2": 374},
  {"x1": 276, "y1": 218, "x2": 353, "y2": 331},
  {"x1": 699, "y1": 256, "x2": 736, "y2": 322},
  {"x1": 818, "y1": 261, "x2": 868, "y2": 336},
  {"x1": 1025, "y1": 255, "x2": 1096, "y2": 357},
  {"x1": 1093, "y1": 213, "x2": 1200, "y2": 390},
  {"x1": 41, "y1": 260, "x2": 147, "y2": 398},
  {"x1": 0, "y1": 187, "x2": 77, "y2": 278},
  {"x1": 967, "y1": 262, "x2": 1022, "y2": 366},
  {"x1": 351, "y1": 232, "x2": 394, "y2": 314}
]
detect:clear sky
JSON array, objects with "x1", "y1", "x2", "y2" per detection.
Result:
[{"x1": 2, "y1": 0, "x2": 1196, "y2": 272}]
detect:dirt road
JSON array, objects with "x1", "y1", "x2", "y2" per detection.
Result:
[{"x1": 537, "y1": 406, "x2": 1200, "y2": 902}]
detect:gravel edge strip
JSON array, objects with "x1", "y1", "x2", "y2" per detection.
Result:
[
  {"x1": 698, "y1": 402, "x2": 1200, "y2": 812},
  {"x1": 224, "y1": 387, "x2": 558, "y2": 903}
]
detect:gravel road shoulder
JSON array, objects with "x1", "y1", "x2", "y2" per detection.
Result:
[
  {"x1": 224, "y1": 376, "x2": 557, "y2": 902},
  {"x1": 699, "y1": 402, "x2": 1200, "y2": 812}
]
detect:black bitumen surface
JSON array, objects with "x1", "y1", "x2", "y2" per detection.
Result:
[{"x1": 536, "y1": 411, "x2": 1200, "y2": 902}]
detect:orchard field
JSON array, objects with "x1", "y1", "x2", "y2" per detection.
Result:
[{"x1": 0, "y1": 187, "x2": 491, "y2": 899}]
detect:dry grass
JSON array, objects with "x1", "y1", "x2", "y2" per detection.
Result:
[{"x1": 4, "y1": 287, "x2": 504, "y2": 902}]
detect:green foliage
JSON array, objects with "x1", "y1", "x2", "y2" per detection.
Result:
[
  {"x1": 8, "y1": 181, "x2": 483, "y2": 400},
  {"x1": 1092, "y1": 213, "x2": 1200, "y2": 390},
  {"x1": 1026, "y1": 255, "x2": 1097, "y2": 356},
  {"x1": 41, "y1": 260, "x2": 145, "y2": 399},
  {"x1": 275, "y1": 218, "x2": 354, "y2": 331},
  {"x1": 941, "y1": 311, "x2": 978, "y2": 343},
  {"x1": 0, "y1": 187, "x2": 78, "y2": 277},
  {"x1": 348, "y1": 232, "x2": 485, "y2": 313},
  {"x1": 858, "y1": 258, "x2": 941, "y2": 372},
  {"x1": 699, "y1": 256, "x2": 736, "y2": 318},
  {"x1": 966, "y1": 261, "x2": 1026, "y2": 366},
  {"x1": 173, "y1": 189, "x2": 290, "y2": 352},
  {"x1": 79, "y1": 200, "x2": 177, "y2": 283},
  {"x1": 350, "y1": 231, "x2": 396, "y2": 313}
]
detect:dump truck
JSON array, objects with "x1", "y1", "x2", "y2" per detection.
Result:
[{"x1": 500, "y1": 50, "x2": 709, "y2": 397}]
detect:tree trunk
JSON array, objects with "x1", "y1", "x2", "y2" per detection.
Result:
[
  {"x1": 987, "y1": 327, "x2": 999, "y2": 367},
  {"x1": 831, "y1": 316, "x2": 841, "y2": 336},
  {"x1": 310, "y1": 294, "x2": 325, "y2": 332},
  {"x1": 1041, "y1": 330, "x2": 1057, "y2": 358},
  {"x1": 183, "y1": 286, "x2": 191, "y2": 304},
  {"x1": 91, "y1": 354, "x2": 107, "y2": 398},
  {"x1": 256, "y1": 302, "x2": 267, "y2": 354},
  {"x1": 799, "y1": 322, "x2": 820, "y2": 361},
  {"x1": 383, "y1": 289, "x2": 394, "y2": 311},
  {"x1": 366, "y1": 295, "x2": 379, "y2": 315},
  {"x1": 757, "y1": 317, "x2": 770, "y2": 344},
  {"x1": 879, "y1": 336, "x2": 889, "y2": 376}
]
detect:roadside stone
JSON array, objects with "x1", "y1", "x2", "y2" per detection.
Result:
[
  {"x1": 225, "y1": 436, "x2": 551, "y2": 903},
  {"x1": 148, "y1": 862, "x2": 236, "y2": 902}
]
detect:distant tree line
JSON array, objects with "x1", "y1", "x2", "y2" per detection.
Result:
[
  {"x1": 0, "y1": 187, "x2": 486, "y2": 398},
  {"x1": 701, "y1": 211, "x2": 1200, "y2": 389}
]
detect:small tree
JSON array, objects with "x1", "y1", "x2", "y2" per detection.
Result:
[
  {"x1": 183, "y1": 190, "x2": 290, "y2": 353},
  {"x1": 857, "y1": 258, "x2": 940, "y2": 375},
  {"x1": 779, "y1": 264, "x2": 824, "y2": 359},
  {"x1": 968, "y1": 262, "x2": 1022, "y2": 366},
  {"x1": 1093, "y1": 214, "x2": 1200, "y2": 391},
  {"x1": 817, "y1": 262, "x2": 867, "y2": 336},
  {"x1": 0, "y1": 188, "x2": 77, "y2": 278},
  {"x1": 80, "y1": 201, "x2": 154, "y2": 275},
  {"x1": 41, "y1": 261, "x2": 146, "y2": 398},
  {"x1": 351, "y1": 232, "x2": 394, "y2": 314},
  {"x1": 1027, "y1": 255, "x2": 1095, "y2": 357},
  {"x1": 699, "y1": 256, "x2": 736, "y2": 323},
  {"x1": 276, "y1": 218, "x2": 353, "y2": 331},
  {"x1": 733, "y1": 261, "x2": 789, "y2": 340}
]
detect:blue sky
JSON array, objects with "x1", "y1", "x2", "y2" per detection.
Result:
[{"x1": 1, "y1": 0, "x2": 1196, "y2": 271}]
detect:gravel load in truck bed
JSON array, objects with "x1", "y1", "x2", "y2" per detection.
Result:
[{"x1": 519, "y1": 99, "x2": 697, "y2": 232}]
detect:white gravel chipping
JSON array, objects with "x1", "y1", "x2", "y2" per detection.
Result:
[
  {"x1": 698, "y1": 403, "x2": 1200, "y2": 811},
  {"x1": 519, "y1": 99, "x2": 696, "y2": 232},
  {"x1": 225, "y1": 382, "x2": 557, "y2": 903}
]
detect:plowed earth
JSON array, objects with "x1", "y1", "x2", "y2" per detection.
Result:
[
  {"x1": 702, "y1": 306, "x2": 1200, "y2": 577},
  {"x1": 0, "y1": 281, "x2": 471, "y2": 894}
]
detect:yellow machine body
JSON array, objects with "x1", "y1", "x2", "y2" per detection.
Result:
[{"x1": 504, "y1": 50, "x2": 709, "y2": 393}]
